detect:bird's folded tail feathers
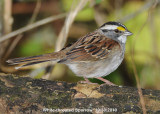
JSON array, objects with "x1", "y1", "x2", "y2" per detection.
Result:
[{"x1": 6, "y1": 53, "x2": 59, "y2": 69}]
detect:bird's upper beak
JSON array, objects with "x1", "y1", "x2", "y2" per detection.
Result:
[{"x1": 124, "y1": 30, "x2": 133, "y2": 36}]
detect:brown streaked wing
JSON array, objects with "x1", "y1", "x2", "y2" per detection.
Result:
[
  {"x1": 84, "y1": 35, "x2": 121, "y2": 59},
  {"x1": 58, "y1": 31, "x2": 121, "y2": 63}
]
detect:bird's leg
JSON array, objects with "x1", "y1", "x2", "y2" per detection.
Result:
[
  {"x1": 80, "y1": 78, "x2": 96, "y2": 84},
  {"x1": 84, "y1": 78, "x2": 90, "y2": 83},
  {"x1": 96, "y1": 77, "x2": 116, "y2": 86}
]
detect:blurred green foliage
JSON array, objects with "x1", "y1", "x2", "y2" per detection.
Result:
[
  {"x1": 62, "y1": 0, "x2": 94, "y2": 21},
  {"x1": 95, "y1": 0, "x2": 102, "y2": 4},
  {"x1": 19, "y1": 26, "x2": 56, "y2": 56}
]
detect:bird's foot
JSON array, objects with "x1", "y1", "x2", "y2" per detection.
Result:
[
  {"x1": 96, "y1": 77, "x2": 116, "y2": 86},
  {"x1": 80, "y1": 78, "x2": 97, "y2": 84}
]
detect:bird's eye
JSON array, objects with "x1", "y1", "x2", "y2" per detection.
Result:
[{"x1": 114, "y1": 29, "x2": 119, "y2": 33}]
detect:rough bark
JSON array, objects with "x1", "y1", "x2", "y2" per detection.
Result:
[{"x1": 0, "y1": 73, "x2": 160, "y2": 114}]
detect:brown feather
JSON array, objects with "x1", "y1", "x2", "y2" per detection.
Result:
[
  {"x1": 7, "y1": 30, "x2": 121, "y2": 68},
  {"x1": 7, "y1": 52, "x2": 60, "y2": 68},
  {"x1": 58, "y1": 31, "x2": 121, "y2": 63}
]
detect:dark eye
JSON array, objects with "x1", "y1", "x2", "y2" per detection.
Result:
[{"x1": 114, "y1": 29, "x2": 119, "y2": 33}]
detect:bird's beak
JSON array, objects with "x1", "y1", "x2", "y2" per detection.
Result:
[{"x1": 124, "y1": 30, "x2": 133, "y2": 36}]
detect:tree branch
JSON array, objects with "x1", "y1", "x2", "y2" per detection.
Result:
[
  {"x1": 0, "y1": 73, "x2": 159, "y2": 113},
  {"x1": 0, "y1": 13, "x2": 66, "y2": 43}
]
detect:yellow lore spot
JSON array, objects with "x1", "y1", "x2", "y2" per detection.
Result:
[{"x1": 117, "y1": 26, "x2": 125, "y2": 31}]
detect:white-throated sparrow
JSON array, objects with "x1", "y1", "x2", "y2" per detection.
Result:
[{"x1": 7, "y1": 21, "x2": 132, "y2": 86}]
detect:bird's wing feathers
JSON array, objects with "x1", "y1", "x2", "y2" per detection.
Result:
[{"x1": 58, "y1": 31, "x2": 121, "y2": 63}]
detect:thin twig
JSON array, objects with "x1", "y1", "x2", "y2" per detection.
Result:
[
  {"x1": 55, "y1": 0, "x2": 89, "y2": 51},
  {"x1": 4, "y1": 0, "x2": 12, "y2": 34},
  {"x1": 119, "y1": 0, "x2": 158, "y2": 22},
  {"x1": 130, "y1": 1, "x2": 159, "y2": 114},
  {"x1": 0, "y1": 1, "x2": 2, "y2": 37},
  {"x1": 130, "y1": 7, "x2": 151, "y2": 114},
  {"x1": 4, "y1": 35, "x2": 22, "y2": 59},
  {"x1": 131, "y1": 22, "x2": 147, "y2": 114},
  {"x1": 0, "y1": 13, "x2": 67, "y2": 43},
  {"x1": 48, "y1": 0, "x2": 89, "y2": 79},
  {"x1": 0, "y1": 0, "x2": 12, "y2": 59},
  {"x1": 149, "y1": 0, "x2": 158, "y2": 61},
  {"x1": 4, "y1": 0, "x2": 42, "y2": 60},
  {"x1": 28, "y1": 0, "x2": 41, "y2": 24}
]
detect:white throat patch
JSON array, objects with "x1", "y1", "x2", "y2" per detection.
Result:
[{"x1": 118, "y1": 35, "x2": 127, "y2": 43}]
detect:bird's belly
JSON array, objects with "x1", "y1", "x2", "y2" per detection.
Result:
[{"x1": 67, "y1": 55, "x2": 123, "y2": 78}]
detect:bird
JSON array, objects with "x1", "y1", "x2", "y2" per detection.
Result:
[{"x1": 7, "y1": 21, "x2": 132, "y2": 86}]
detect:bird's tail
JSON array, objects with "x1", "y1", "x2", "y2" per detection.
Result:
[{"x1": 6, "y1": 52, "x2": 60, "y2": 69}]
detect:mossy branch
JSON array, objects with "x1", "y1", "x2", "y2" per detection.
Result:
[{"x1": 0, "y1": 73, "x2": 160, "y2": 113}]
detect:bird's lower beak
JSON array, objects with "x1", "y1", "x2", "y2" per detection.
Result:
[{"x1": 124, "y1": 31, "x2": 133, "y2": 36}]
